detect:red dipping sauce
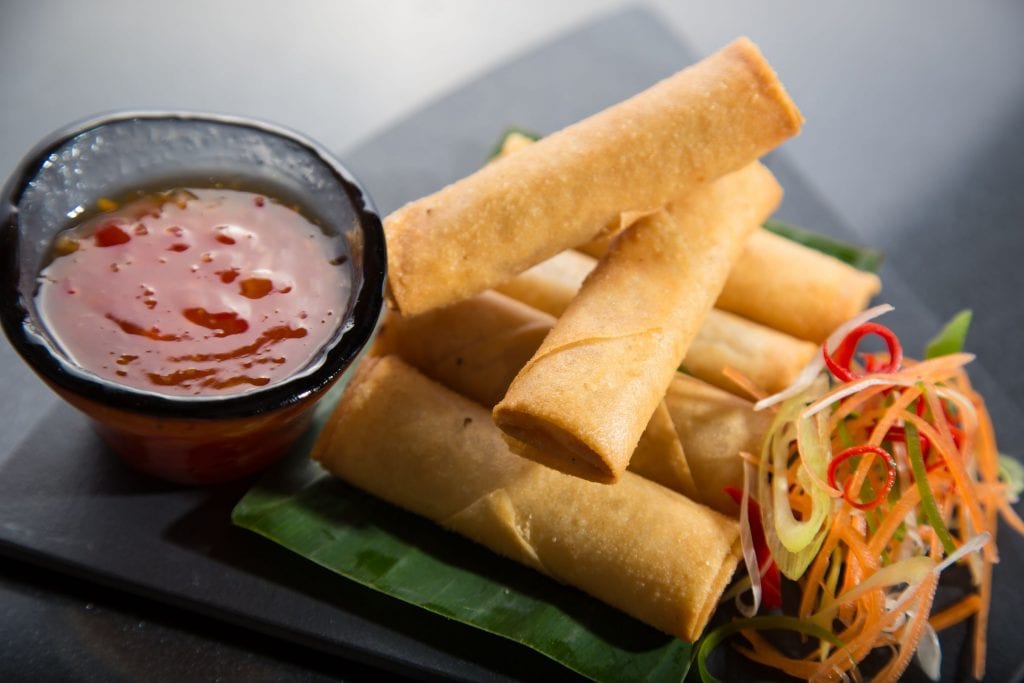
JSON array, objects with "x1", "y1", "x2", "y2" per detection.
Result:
[{"x1": 37, "y1": 188, "x2": 351, "y2": 397}]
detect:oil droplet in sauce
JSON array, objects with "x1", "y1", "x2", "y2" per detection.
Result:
[{"x1": 36, "y1": 188, "x2": 351, "y2": 396}]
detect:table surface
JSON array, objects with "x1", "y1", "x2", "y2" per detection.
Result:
[{"x1": 2, "y1": 2, "x2": 1023, "y2": 681}]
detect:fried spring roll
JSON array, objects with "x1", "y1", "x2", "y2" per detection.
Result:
[
  {"x1": 494, "y1": 163, "x2": 782, "y2": 483},
  {"x1": 494, "y1": 135, "x2": 873, "y2": 348},
  {"x1": 496, "y1": 250, "x2": 817, "y2": 394},
  {"x1": 683, "y1": 308, "x2": 817, "y2": 395},
  {"x1": 493, "y1": 249, "x2": 595, "y2": 319},
  {"x1": 664, "y1": 374, "x2": 773, "y2": 515},
  {"x1": 374, "y1": 290, "x2": 695, "y2": 495},
  {"x1": 385, "y1": 37, "x2": 802, "y2": 315},
  {"x1": 373, "y1": 292, "x2": 554, "y2": 408},
  {"x1": 715, "y1": 229, "x2": 881, "y2": 343},
  {"x1": 583, "y1": 229, "x2": 879, "y2": 345},
  {"x1": 313, "y1": 355, "x2": 740, "y2": 642},
  {"x1": 576, "y1": 232, "x2": 617, "y2": 261}
]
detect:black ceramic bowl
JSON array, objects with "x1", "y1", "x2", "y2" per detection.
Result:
[{"x1": 0, "y1": 112, "x2": 386, "y2": 483}]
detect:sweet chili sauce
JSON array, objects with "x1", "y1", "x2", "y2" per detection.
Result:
[{"x1": 36, "y1": 188, "x2": 351, "y2": 397}]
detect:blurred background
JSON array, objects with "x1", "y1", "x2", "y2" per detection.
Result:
[
  {"x1": 1, "y1": 1, "x2": 1023, "y2": 680},
  {"x1": 3, "y1": 1, "x2": 1023, "y2": 248}
]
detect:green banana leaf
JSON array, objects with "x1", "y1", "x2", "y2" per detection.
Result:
[
  {"x1": 762, "y1": 218, "x2": 884, "y2": 273},
  {"x1": 232, "y1": 387, "x2": 693, "y2": 682}
]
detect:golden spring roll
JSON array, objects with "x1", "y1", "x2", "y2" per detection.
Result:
[
  {"x1": 715, "y1": 229, "x2": 881, "y2": 343},
  {"x1": 493, "y1": 249, "x2": 596, "y2": 318},
  {"x1": 497, "y1": 249, "x2": 817, "y2": 394},
  {"x1": 585, "y1": 229, "x2": 879, "y2": 344},
  {"x1": 628, "y1": 399, "x2": 699, "y2": 501},
  {"x1": 489, "y1": 126, "x2": 873, "y2": 347},
  {"x1": 682, "y1": 308, "x2": 817, "y2": 395},
  {"x1": 385, "y1": 37, "x2": 802, "y2": 315},
  {"x1": 373, "y1": 292, "x2": 554, "y2": 408},
  {"x1": 664, "y1": 374, "x2": 773, "y2": 515},
  {"x1": 494, "y1": 163, "x2": 782, "y2": 483},
  {"x1": 374, "y1": 290, "x2": 696, "y2": 496},
  {"x1": 488, "y1": 136, "x2": 657, "y2": 258},
  {"x1": 313, "y1": 355, "x2": 740, "y2": 642}
]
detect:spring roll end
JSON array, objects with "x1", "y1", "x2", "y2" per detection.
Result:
[
  {"x1": 495, "y1": 410, "x2": 620, "y2": 484},
  {"x1": 727, "y1": 36, "x2": 805, "y2": 136}
]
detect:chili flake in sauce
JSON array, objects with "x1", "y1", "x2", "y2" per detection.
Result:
[{"x1": 36, "y1": 188, "x2": 351, "y2": 396}]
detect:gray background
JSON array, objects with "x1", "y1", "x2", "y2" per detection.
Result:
[{"x1": 1, "y1": 2, "x2": 1023, "y2": 681}]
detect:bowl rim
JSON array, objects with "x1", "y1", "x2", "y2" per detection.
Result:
[{"x1": 0, "y1": 110, "x2": 386, "y2": 420}]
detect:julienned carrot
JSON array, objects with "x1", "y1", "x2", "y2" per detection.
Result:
[
  {"x1": 810, "y1": 572, "x2": 938, "y2": 682},
  {"x1": 929, "y1": 594, "x2": 981, "y2": 632},
  {"x1": 721, "y1": 364, "x2": 769, "y2": 402},
  {"x1": 708, "y1": 318, "x2": 1023, "y2": 682},
  {"x1": 735, "y1": 631, "x2": 823, "y2": 679},
  {"x1": 874, "y1": 572, "x2": 940, "y2": 681},
  {"x1": 800, "y1": 510, "x2": 846, "y2": 619},
  {"x1": 867, "y1": 484, "x2": 921, "y2": 557},
  {"x1": 974, "y1": 507, "x2": 996, "y2": 681},
  {"x1": 997, "y1": 498, "x2": 1024, "y2": 535},
  {"x1": 902, "y1": 410, "x2": 989, "y2": 555}
]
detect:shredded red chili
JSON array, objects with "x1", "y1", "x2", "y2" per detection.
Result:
[
  {"x1": 823, "y1": 322, "x2": 903, "y2": 382},
  {"x1": 885, "y1": 425, "x2": 959, "y2": 473},
  {"x1": 723, "y1": 486, "x2": 782, "y2": 609},
  {"x1": 827, "y1": 444, "x2": 897, "y2": 510}
]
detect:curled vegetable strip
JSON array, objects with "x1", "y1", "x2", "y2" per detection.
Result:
[
  {"x1": 758, "y1": 377, "x2": 832, "y2": 579},
  {"x1": 915, "y1": 620, "x2": 942, "y2": 682},
  {"x1": 801, "y1": 353, "x2": 975, "y2": 419},
  {"x1": 712, "y1": 305, "x2": 1022, "y2": 682},
  {"x1": 735, "y1": 461, "x2": 762, "y2": 617},
  {"x1": 824, "y1": 321, "x2": 903, "y2": 382},
  {"x1": 754, "y1": 303, "x2": 894, "y2": 411}
]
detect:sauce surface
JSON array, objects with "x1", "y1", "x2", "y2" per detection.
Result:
[{"x1": 37, "y1": 188, "x2": 351, "y2": 396}]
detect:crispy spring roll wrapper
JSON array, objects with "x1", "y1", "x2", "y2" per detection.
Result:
[
  {"x1": 682, "y1": 308, "x2": 817, "y2": 395},
  {"x1": 489, "y1": 126, "x2": 872, "y2": 346},
  {"x1": 373, "y1": 291, "x2": 555, "y2": 408},
  {"x1": 384, "y1": 37, "x2": 802, "y2": 315},
  {"x1": 493, "y1": 250, "x2": 596, "y2": 319},
  {"x1": 313, "y1": 355, "x2": 740, "y2": 642},
  {"x1": 715, "y1": 229, "x2": 881, "y2": 343},
  {"x1": 494, "y1": 163, "x2": 782, "y2": 483},
  {"x1": 576, "y1": 232, "x2": 617, "y2": 261},
  {"x1": 374, "y1": 290, "x2": 696, "y2": 495},
  {"x1": 628, "y1": 400, "x2": 698, "y2": 500},
  {"x1": 664, "y1": 374, "x2": 773, "y2": 515},
  {"x1": 496, "y1": 250, "x2": 817, "y2": 394}
]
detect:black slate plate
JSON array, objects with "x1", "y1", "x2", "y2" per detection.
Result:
[{"x1": 0, "y1": 7, "x2": 1021, "y2": 681}]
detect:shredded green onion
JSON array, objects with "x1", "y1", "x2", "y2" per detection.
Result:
[
  {"x1": 762, "y1": 219, "x2": 884, "y2": 273},
  {"x1": 998, "y1": 454, "x2": 1024, "y2": 501},
  {"x1": 759, "y1": 378, "x2": 833, "y2": 579},
  {"x1": 905, "y1": 421, "x2": 958, "y2": 555},
  {"x1": 924, "y1": 309, "x2": 972, "y2": 359}
]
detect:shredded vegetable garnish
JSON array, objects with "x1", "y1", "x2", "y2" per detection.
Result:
[
  {"x1": 754, "y1": 304, "x2": 894, "y2": 411},
  {"x1": 698, "y1": 308, "x2": 1024, "y2": 682},
  {"x1": 823, "y1": 321, "x2": 903, "y2": 382},
  {"x1": 827, "y1": 444, "x2": 897, "y2": 510}
]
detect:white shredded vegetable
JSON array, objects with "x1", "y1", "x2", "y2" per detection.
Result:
[
  {"x1": 915, "y1": 620, "x2": 942, "y2": 681},
  {"x1": 754, "y1": 303, "x2": 894, "y2": 411},
  {"x1": 735, "y1": 460, "x2": 761, "y2": 617}
]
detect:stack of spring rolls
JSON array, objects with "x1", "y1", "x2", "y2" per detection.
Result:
[{"x1": 313, "y1": 37, "x2": 881, "y2": 644}]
